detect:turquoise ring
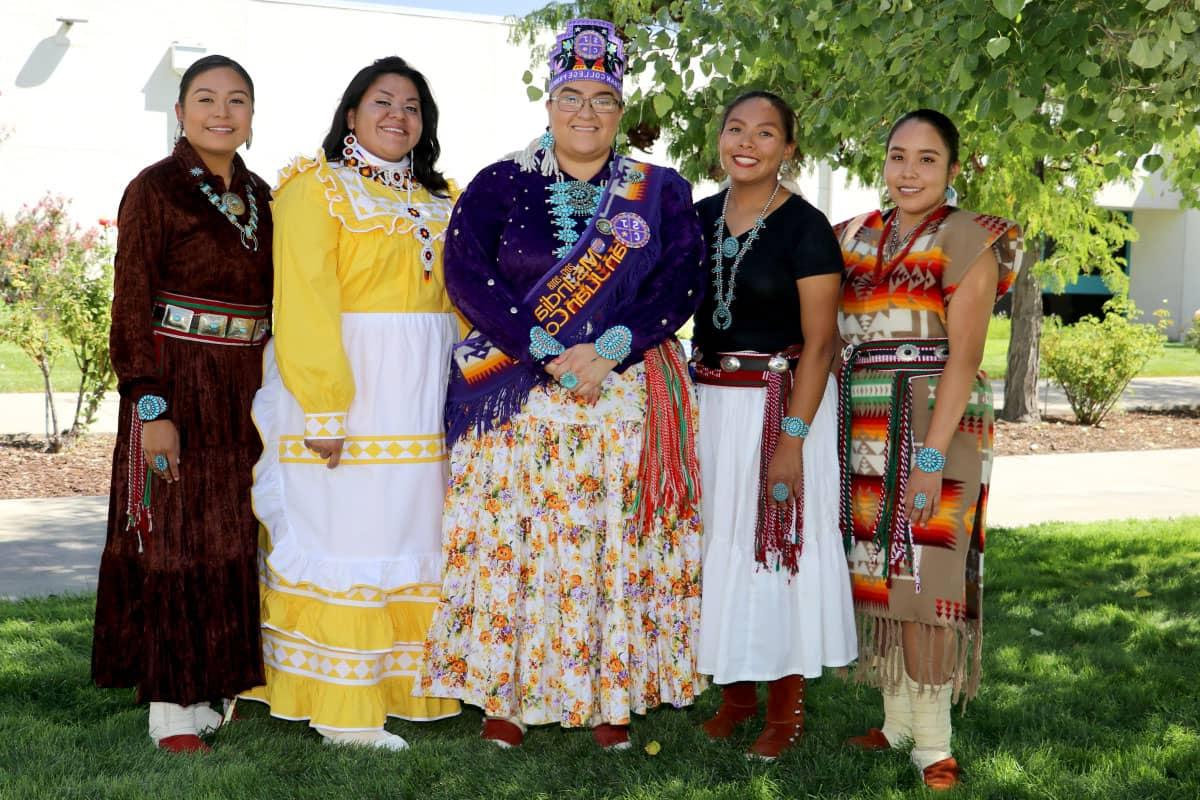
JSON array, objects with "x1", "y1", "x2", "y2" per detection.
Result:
[
  {"x1": 153, "y1": 454, "x2": 169, "y2": 473},
  {"x1": 771, "y1": 482, "x2": 789, "y2": 502},
  {"x1": 913, "y1": 491, "x2": 928, "y2": 510},
  {"x1": 559, "y1": 372, "x2": 579, "y2": 390}
]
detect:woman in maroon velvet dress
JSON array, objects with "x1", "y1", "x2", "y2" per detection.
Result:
[{"x1": 91, "y1": 55, "x2": 272, "y2": 753}]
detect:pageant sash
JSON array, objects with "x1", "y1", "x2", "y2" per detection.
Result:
[{"x1": 446, "y1": 155, "x2": 667, "y2": 441}]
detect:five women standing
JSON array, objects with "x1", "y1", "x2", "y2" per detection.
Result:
[{"x1": 93, "y1": 23, "x2": 1019, "y2": 790}]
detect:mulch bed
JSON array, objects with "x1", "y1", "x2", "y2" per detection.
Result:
[{"x1": 2, "y1": 408, "x2": 1199, "y2": 499}]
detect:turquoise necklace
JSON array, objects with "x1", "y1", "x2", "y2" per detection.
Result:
[
  {"x1": 548, "y1": 177, "x2": 603, "y2": 259},
  {"x1": 710, "y1": 182, "x2": 781, "y2": 330},
  {"x1": 191, "y1": 166, "x2": 259, "y2": 252}
]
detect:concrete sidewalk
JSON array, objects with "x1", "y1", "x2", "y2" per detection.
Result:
[
  {"x1": 1, "y1": 376, "x2": 1197, "y2": 436},
  {"x1": 1, "y1": 448, "x2": 1197, "y2": 600}
]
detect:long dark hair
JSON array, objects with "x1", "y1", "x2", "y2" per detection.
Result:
[
  {"x1": 320, "y1": 57, "x2": 449, "y2": 197},
  {"x1": 721, "y1": 90, "x2": 797, "y2": 144},
  {"x1": 886, "y1": 109, "x2": 960, "y2": 167},
  {"x1": 178, "y1": 55, "x2": 255, "y2": 104}
]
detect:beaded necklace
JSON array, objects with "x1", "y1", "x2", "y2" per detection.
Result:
[
  {"x1": 190, "y1": 166, "x2": 259, "y2": 252},
  {"x1": 710, "y1": 182, "x2": 781, "y2": 330},
  {"x1": 341, "y1": 134, "x2": 415, "y2": 190}
]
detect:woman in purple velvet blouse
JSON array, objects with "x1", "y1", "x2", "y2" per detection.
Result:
[{"x1": 417, "y1": 18, "x2": 707, "y2": 751}]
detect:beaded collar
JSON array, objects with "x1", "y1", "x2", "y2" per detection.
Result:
[{"x1": 341, "y1": 134, "x2": 415, "y2": 191}]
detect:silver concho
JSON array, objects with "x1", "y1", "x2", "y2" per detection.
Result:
[
  {"x1": 896, "y1": 343, "x2": 920, "y2": 361},
  {"x1": 221, "y1": 192, "x2": 246, "y2": 216},
  {"x1": 719, "y1": 355, "x2": 742, "y2": 372},
  {"x1": 935, "y1": 343, "x2": 950, "y2": 359},
  {"x1": 767, "y1": 355, "x2": 790, "y2": 373}
]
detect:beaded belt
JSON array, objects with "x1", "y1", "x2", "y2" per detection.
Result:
[
  {"x1": 152, "y1": 291, "x2": 270, "y2": 345},
  {"x1": 693, "y1": 347, "x2": 802, "y2": 388},
  {"x1": 837, "y1": 338, "x2": 950, "y2": 588}
]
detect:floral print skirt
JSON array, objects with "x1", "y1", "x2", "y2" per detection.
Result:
[{"x1": 418, "y1": 363, "x2": 704, "y2": 727}]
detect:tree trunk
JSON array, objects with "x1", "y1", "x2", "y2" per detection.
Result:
[
  {"x1": 39, "y1": 356, "x2": 62, "y2": 452},
  {"x1": 1002, "y1": 256, "x2": 1043, "y2": 422}
]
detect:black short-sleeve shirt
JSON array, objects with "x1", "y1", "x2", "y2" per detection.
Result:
[{"x1": 693, "y1": 190, "x2": 843, "y2": 357}]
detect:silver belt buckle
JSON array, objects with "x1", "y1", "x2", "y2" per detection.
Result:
[
  {"x1": 935, "y1": 343, "x2": 950, "y2": 359},
  {"x1": 719, "y1": 355, "x2": 741, "y2": 372},
  {"x1": 896, "y1": 343, "x2": 920, "y2": 361},
  {"x1": 841, "y1": 343, "x2": 856, "y2": 362},
  {"x1": 766, "y1": 354, "x2": 790, "y2": 373}
]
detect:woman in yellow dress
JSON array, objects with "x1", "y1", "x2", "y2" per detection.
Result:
[{"x1": 243, "y1": 56, "x2": 460, "y2": 750}]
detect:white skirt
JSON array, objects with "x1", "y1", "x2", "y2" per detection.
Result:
[
  {"x1": 252, "y1": 312, "x2": 458, "y2": 592},
  {"x1": 696, "y1": 375, "x2": 857, "y2": 683}
]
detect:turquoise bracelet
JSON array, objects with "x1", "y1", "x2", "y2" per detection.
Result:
[
  {"x1": 915, "y1": 446, "x2": 946, "y2": 473},
  {"x1": 594, "y1": 325, "x2": 632, "y2": 362},
  {"x1": 781, "y1": 416, "x2": 810, "y2": 438}
]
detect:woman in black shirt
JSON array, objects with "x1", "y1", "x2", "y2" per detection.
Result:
[{"x1": 692, "y1": 91, "x2": 856, "y2": 760}]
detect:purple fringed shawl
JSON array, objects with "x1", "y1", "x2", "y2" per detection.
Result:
[{"x1": 443, "y1": 154, "x2": 706, "y2": 444}]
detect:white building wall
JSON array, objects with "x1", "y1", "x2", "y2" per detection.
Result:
[{"x1": 0, "y1": 0, "x2": 546, "y2": 225}]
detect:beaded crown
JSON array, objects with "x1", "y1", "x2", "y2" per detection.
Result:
[{"x1": 548, "y1": 18, "x2": 625, "y2": 95}]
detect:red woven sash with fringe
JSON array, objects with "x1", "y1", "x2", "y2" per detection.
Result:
[{"x1": 632, "y1": 341, "x2": 701, "y2": 538}]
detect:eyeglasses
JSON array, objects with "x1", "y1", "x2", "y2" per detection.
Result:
[{"x1": 550, "y1": 94, "x2": 622, "y2": 114}]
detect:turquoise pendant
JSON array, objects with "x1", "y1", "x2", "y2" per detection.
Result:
[
  {"x1": 712, "y1": 304, "x2": 733, "y2": 330},
  {"x1": 721, "y1": 236, "x2": 740, "y2": 259}
]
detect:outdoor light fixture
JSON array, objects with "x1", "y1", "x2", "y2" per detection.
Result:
[
  {"x1": 170, "y1": 42, "x2": 207, "y2": 74},
  {"x1": 53, "y1": 17, "x2": 87, "y2": 44}
]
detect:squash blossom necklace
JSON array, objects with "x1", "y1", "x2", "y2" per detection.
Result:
[{"x1": 710, "y1": 181, "x2": 781, "y2": 330}]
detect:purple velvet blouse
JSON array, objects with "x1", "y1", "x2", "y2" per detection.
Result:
[{"x1": 443, "y1": 156, "x2": 705, "y2": 368}]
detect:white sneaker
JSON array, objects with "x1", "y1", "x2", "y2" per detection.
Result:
[{"x1": 320, "y1": 729, "x2": 409, "y2": 752}]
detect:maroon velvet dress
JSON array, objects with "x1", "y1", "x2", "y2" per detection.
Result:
[{"x1": 91, "y1": 139, "x2": 272, "y2": 704}]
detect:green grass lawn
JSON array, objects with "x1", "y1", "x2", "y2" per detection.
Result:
[
  {"x1": 982, "y1": 316, "x2": 1200, "y2": 380},
  {"x1": 0, "y1": 339, "x2": 82, "y2": 393},
  {"x1": 2, "y1": 518, "x2": 1197, "y2": 799}
]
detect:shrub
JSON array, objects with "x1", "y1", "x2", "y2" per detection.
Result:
[
  {"x1": 1186, "y1": 311, "x2": 1200, "y2": 354},
  {"x1": 1041, "y1": 298, "x2": 1167, "y2": 426},
  {"x1": 0, "y1": 196, "x2": 115, "y2": 449}
]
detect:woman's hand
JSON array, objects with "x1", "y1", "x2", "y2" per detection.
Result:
[
  {"x1": 905, "y1": 468, "x2": 942, "y2": 527},
  {"x1": 142, "y1": 419, "x2": 181, "y2": 483},
  {"x1": 305, "y1": 438, "x2": 344, "y2": 469},
  {"x1": 544, "y1": 343, "x2": 616, "y2": 405},
  {"x1": 766, "y1": 436, "x2": 804, "y2": 504}
]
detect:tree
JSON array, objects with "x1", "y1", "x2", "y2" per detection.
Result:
[
  {"x1": 516, "y1": 0, "x2": 1200, "y2": 421},
  {"x1": 0, "y1": 196, "x2": 116, "y2": 450}
]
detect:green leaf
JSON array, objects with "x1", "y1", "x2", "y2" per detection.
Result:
[
  {"x1": 652, "y1": 93, "x2": 674, "y2": 117},
  {"x1": 1078, "y1": 60, "x2": 1101, "y2": 77},
  {"x1": 1178, "y1": 12, "x2": 1199, "y2": 34},
  {"x1": 986, "y1": 36, "x2": 1011, "y2": 58},
  {"x1": 1128, "y1": 37, "x2": 1164, "y2": 68},
  {"x1": 1108, "y1": 106, "x2": 1126, "y2": 122},
  {"x1": 1010, "y1": 93, "x2": 1037, "y2": 119},
  {"x1": 993, "y1": 0, "x2": 1023, "y2": 19},
  {"x1": 521, "y1": 70, "x2": 533, "y2": 85},
  {"x1": 1142, "y1": 154, "x2": 1165, "y2": 172},
  {"x1": 1145, "y1": 0, "x2": 1170, "y2": 10},
  {"x1": 525, "y1": 85, "x2": 543, "y2": 101}
]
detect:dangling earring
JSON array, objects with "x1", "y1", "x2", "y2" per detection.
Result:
[
  {"x1": 174, "y1": 121, "x2": 183, "y2": 145},
  {"x1": 246, "y1": 129, "x2": 253, "y2": 150},
  {"x1": 539, "y1": 127, "x2": 554, "y2": 151},
  {"x1": 343, "y1": 131, "x2": 358, "y2": 159},
  {"x1": 945, "y1": 184, "x2": 959, "y2": 205}
]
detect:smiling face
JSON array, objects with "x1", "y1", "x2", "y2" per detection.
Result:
[
  {"x1": 718, "y1": 97, "x2": 796, "y2": 188},
  {"x1": 175, "y1": 67, "x2": 253, "y2": 160},
  {"x1": 546, "y1": 79, "x2": 623, "y2": 168},
  {"x1": 346, "y1": 74, "x2": 423, "y2": 162},
  {"x1": 884, "y1": 119, "x2": 961, "y2": 222}
]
